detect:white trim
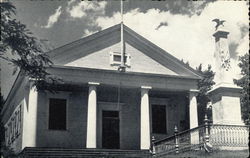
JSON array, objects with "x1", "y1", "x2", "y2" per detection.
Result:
[
  {"x1": 88, "y1": 82, "x2": 100, "y2": 86},
  {"x1": 189, "y1": 89, "x2": 199, "y2": 93},
  {"x1": 150, "y1": 98, "x2": 169, "y2": 135},
  {"x1": 46, "y1": 91, "x2": 70, "y2": 131},
  {"x1": 141, "y1": 86, "x2": 152, "y2": 90},
  {"x1": 109, "y1": 51, "x2": 131, "y2": 67},
  {"x1": 97, "y1": 101, "x2": 124, "y2": 149}
]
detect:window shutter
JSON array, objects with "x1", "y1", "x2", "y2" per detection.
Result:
[
  {"x1": 126, "y1": 54, "x2": 131, "y2": 66},
  {"x1": 109, "y1": 52, "x2": 114, "y2": 65}
]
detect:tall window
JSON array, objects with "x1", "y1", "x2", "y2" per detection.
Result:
[
  {"x1": 152, "y1": 105, "x2": 167, "y2": 134},
  {"x1": 49, "y1": 98, "x2": 67, "y2": 130}
]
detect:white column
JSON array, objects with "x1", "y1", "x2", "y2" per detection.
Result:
[
  {"x1": 189, "y1": 89, "x2": 199, "y2": 129},
  {"x1": 22, "y1": 84, "x2": 38, "y2": 148},
  {"x1": 86, "y1": 82, "x2": 99, "y2": 148},
  {"x1": 189, "y1": 89, "x2": 199, "y2": 145},
  {"x1": 140, "y1": 86, "x2": 152, "y2": 150}
]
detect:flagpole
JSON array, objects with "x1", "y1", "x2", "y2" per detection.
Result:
[{"x1": 120, "y1": 0, "x2": 125, "y2": 70}]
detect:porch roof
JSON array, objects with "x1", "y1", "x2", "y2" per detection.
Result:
[{"x1": 46, "y1": 65, "x2": 199, "y2": 91}]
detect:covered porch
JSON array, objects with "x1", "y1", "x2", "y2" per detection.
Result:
[{"x1": 27, "y1": 66, "x2": 200, "y2": 151}]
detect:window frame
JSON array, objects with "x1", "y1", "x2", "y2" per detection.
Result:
[
  {"x1": 109, "y1": 52, "x2": 131, "y2": 67},
  {"x1": 47, "y1": 93, "x2": 69, "y2": 131}
]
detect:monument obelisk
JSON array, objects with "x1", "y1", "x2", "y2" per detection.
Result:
[{"x1": 208, "y1": 19, "x2": 243, "y2": 125}]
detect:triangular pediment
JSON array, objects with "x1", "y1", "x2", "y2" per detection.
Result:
[{"x1": 49, "y1": 24, "x2": 202, "y2": 79}]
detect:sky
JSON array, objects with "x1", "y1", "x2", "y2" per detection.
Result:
[{"x1": 1, "y1": 0, "x2": 249, "y2": 98}]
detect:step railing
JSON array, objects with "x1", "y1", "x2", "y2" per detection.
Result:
[
  {"x1": 152, "y1": 115, "x2": 249, "y2": 156},
  {"x1": 152, "y1": 125, "x2": 206, "y2": 156}
]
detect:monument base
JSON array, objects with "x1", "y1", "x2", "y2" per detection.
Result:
[{"x1": 208, "y1": 82, "x2": 244, "y2": 125}]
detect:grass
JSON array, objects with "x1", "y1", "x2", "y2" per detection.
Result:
[{"x1": 159, "y1": 150, "x2": 249, "y2": 158}]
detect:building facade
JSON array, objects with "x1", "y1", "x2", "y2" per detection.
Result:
[{"x1": 1, "y1": 24, "x2": 202, "y2": 155}]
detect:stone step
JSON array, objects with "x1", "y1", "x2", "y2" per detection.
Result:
[{"x1": 20, "y1": 147, "x2": 151, "y2": 158}]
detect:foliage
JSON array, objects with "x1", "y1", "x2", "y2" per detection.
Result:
[
  {"x1": 196, "y1": 64, "x2": 215, "y2": 125},
  {"x1": 0, "y1": 95, "x2": 4, "y2": 157},
  {"x1": 0, "y1": 2, "x2": 59, "y2": 157},
  {"x1": 0, "y1": 2, "x2": 57, "y2": 87},
  {"x1": 234, "y1": 53, "x2": 249, "y2": 125},
  {"x1": 0, "y1": 95, "x2": 15, "y2": 158},
  {"x1": 0, "y1": 146, "x2": 17, "y2": 158}
]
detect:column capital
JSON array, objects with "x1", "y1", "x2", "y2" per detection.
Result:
[
  {"x1": 141, "y1": 86, "x2": 152, "y2": 90},
  {"x1": 189, "y1": 89, "x2": 199, "y2": 96},
  {"x1": 88, "y1": 82, "x2": 100, "y2": 86}
]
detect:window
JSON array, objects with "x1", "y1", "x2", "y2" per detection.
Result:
[
  {"x1": 4, "y1": 103, "x2": 22, "y2": 145},
  {"x1": 11, "y1": 118, "x2": 14, "y2": 141},
  {"x1": 152, "y1": 105, "x2": 167, "y2": 134},
  {"x1": 5, "y1": 127, "x2": 8, "y2": 146},
  {"x1": 110, "y1": 52, "x2": 130, "y2": 66},
  {"x1": 7, "y1": 123, "x2": 11, "y2": 145},
  {"x1": 49, "y1": 98, "x2": 67, "y2": 130}
]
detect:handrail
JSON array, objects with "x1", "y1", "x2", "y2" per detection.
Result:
[
  {"x1": 154, "y1": 125, "x2": 205, "y2": 145},
  {"x1": 212, "y1": 124, "x2": 250, "y2": 127}
]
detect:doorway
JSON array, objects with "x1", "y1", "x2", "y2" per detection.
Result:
[{"x1": 102, "y1": 111, "x2": 120, "y2": 149}]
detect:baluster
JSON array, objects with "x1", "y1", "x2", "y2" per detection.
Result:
[
  {"x1": 235, "y1": 126, "x2": 238, "y2": 145},
  {"x1": 228, "y1": 127, "x2": 234, "y2": 146},
  {"x1": 228, "y1": 126, "x2": 230, "y2": 146},
  {"x1": 204, "y1": 114, "x2": 210, "y2": 145},
  {"x1": 210, "y1": 125, "x2": 213, "y2": 144},
  {"x1": 221, "y1": 126, "x2": 224, "y2": 145},
  {"x1": 151, "y1": 136, "x2": 156, "y2": 156},
  {"x1": 229, "y1": 126, "x2": 232, "y2": 146},
  {"x1": 232, "y1": 127, "x2": 234, "y2": 146},
  {"x1": 241, "y1": 127, "x2": 244, "y2": 145},
  {"x1": 229, "y1": 126, "x2": 231, "y2": 145},
  {"x1": 232, "y1": 126, "x2": 234, "y2": 145},
  {"x1": 240, "y1": 126, "x2": 243, "y2": 146},
  {"x1": 237, "y1": 127, "x2": 240, "y2": 146},
  {"x1": 229, "y1": 127, "x2": 232, "y2": 146},
  {"x1": 238, "y1": 127, "x2": 241, "y2": 145},
  {"x1": 174, "y1": 126, "x2": 179, "y2": 154},
  {"x1": 232, "y1": 126, "x2": 234, "y2": 146}
]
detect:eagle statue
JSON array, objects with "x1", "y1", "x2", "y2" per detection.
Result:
[{"x1": 212, "y1": 19, "x2": 226, "y2": 30}]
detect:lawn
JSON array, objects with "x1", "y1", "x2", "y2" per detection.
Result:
[{"x1": 158, "y1": 150, "x2": 249, "y2": 158}]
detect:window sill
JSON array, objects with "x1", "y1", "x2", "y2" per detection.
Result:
[
  {"x1": 47, "y1": 129, "x2": 68, "y2": 132},
  {"x1": 110, "y1": 63, "x2": 131, "y2": 68}
]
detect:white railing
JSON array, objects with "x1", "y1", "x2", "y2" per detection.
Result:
[
  {"x1": 210, "y1": 124, "x2": 249, "y2": 148},
  {"x1": 152, "y1": 116, "x2": 249, "y2": 157}
]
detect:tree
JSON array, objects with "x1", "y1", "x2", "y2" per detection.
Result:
[
  {"x1": 196, "y1": 64, "x2": 215, "y2": 125},
  {"x1": 0, "y1": 95, "x2": 16, "y2": 158},
  {"x1": 1, "y1": 2, "x2": 58, "y2": 157},
  {"x1": 234, "y1": 53, "x2": 249, "y2": 125},
  {"x1": 0, "y1": 2, "x2": 56, "y2": 86}
]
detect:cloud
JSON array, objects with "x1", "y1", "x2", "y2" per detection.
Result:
[
  {"x1": 165, "y1": 0, "x2": 211, "y2": 16},
  {"x1": 82, "y1": 29, "x2": 97, "y2": 38},
  {"x1": 67, "y1": 0, "x2": 76, "y2": 6},
  {"x1": 95, "y1": 1, "x2": 248, "y2": 82},
  {"x1": 42, "y1": 6, "x2": 62, "y2": 28},
  {"x1": 67, "y1": 1, "x2": 107, "y2": 18}
]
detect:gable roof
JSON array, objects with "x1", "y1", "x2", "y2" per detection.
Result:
[{"x1": 48, "y1": 23, "x2": 202, "y2": 79}]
